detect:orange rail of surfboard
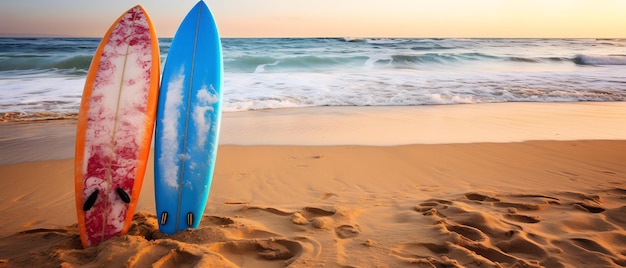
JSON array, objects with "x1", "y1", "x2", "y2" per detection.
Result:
[{"x1": 74, "y1": 5, "x2": 160, "y2": 248}]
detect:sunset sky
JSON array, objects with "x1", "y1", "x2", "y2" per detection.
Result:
[{"x1": 0, "y1": 0, "x2": 624, "y2": 38}]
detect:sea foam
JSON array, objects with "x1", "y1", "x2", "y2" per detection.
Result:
[{"x1": 2, "y1": 38, "x2": 626, "y2": 118}]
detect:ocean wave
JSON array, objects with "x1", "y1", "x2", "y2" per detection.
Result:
[
  {"x1": 595, "y1": 38, "x2": 626, "y2": 46},
  {"x1": 574, "y1": 55, "x2": 626, "y2": 66},
  {"x1": 410, "y1": 44, "x2": 453, "y2": 51},
  {"x1": 224, "y1": 52, "x2": 566, "y2": 73},
  {"x1": 226, "y1": 55, "x2": 370, "y2": 73},
  {"x1": 596, "y1": 38, "x2": 626, "y2": 42},
  {"x1": 509, "y1": 56, "x2": 571, "y2": 63},
  {"x1": 0, "y1": 54, "x2": 92, "y2": 72},
  {"x1": 3, "y1": 38, "x2": 626, "y2": 117},
  {"x1": 340, "y1": 37, "x2": 413, "y2": 44},
  {"x1": 341, "y1": 37, "x2": 366, "y2": 43}
]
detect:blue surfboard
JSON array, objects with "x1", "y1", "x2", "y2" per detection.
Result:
[{"x1": 154, "y1": 1, "x2": 223, "y2": 235}]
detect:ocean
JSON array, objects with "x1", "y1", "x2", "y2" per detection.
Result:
[{"x1": 1, "y1": 37, "x2": 625, "y2": 120}]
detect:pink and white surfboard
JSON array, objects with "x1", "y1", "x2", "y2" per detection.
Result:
[{"x1": 74, "y1": 5, "x2": 160, "y2": 248}]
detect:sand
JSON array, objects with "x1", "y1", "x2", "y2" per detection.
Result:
[{"x1": 1, "y1": 102, "x2": 625, "y2": 267}]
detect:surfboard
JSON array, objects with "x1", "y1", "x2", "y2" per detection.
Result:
[
  {"x1": 74, "y1": 5, "x2": 160, "y2": 248},
  {"x1": 154, "y1": 1, "x2": 223, "y2": 235}
]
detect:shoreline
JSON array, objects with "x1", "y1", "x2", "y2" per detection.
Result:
[
  {"x1": 220, "y1": 102, "x2": 626, "y2": 145},
  {"x1": 1, "y1": 102, "x2": 625, "y2": 165}
]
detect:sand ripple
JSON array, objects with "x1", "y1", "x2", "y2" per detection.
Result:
[{"x1": 1, "y1": 187, "x2": 625, "y2": 267}]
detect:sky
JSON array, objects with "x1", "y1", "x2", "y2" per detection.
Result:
[{"x1": 0, "y1": 0, "x2": 625, "y2": 38}]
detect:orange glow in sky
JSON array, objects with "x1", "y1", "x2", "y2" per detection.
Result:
[{"x1": 0, "y1": 0, "x2": 624, "y2": 38}]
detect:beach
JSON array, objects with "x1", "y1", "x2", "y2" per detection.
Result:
[{"x1": 1, "y1": 102, "x2": 625, "y2": 267}]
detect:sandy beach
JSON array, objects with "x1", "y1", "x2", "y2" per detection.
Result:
[{"x1": 1, "y1": 102, "x2": 625, "y2": 267}]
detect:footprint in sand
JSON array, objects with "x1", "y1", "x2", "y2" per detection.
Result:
[
  {"x1": 127, "y1": 240, "x2": 204, "y2": 267},
  {"x1": 391, "y1": 242, "x2": 460, "y2": 267},
  {"x1": 291, "y1": 212, "x2": 309, "y2": 225},
  {"x1": 243, "y1": 206, "x2": 294, "y2": 216},
  {"x1": 404, "y1": 190, "x2": 626, "y2": 267},
  {"x1": 465, "y1": 192, "x2": 500, "y2": 202},
  {"x1": 210, "y1": 238, "x2": 303, "y2": 266},
  {"x1": 556, "y1": 191, "x2": 608, "y2": 213},
  {"x1": 302, "y1": 206, "x2": 336, "y2": 217},
  {"x1": 128, "y1": 240, "x2": 209, "y2": 267},
  {"x1": 444, "y1": 223, "x2": 489, "y2": 241},
  {"x1": 493, "y1": 201, "x2": 544, "y2": 211},
  {"x1": 335, "y1": 225, "x2": 360, "y2": 239},
  {"x1": 459, "y1": 193, "x2": 553, "y2": 224},
  {"x1": 202, "y1": 215, "x2": 236, "y2": 226},
  {"x1": 504, "y1": 213, "x2": 541, "y2": 223},
  {"x1": 573, "y1": 202, "x2": 606, "y2": 213},
  {"x1": 302, "y1": 206, "x2": 338, "y2": 229},
  {"x1": 310, "y1": 216, "x2": 334, "y2": 229},
  {"x1": 414, "y1": 198, "x2": 454, "y2": 216}
]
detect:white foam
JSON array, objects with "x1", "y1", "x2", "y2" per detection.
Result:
[
  {"x1": 0, "y1": 77, "x2": 84, "y2": 113},
  {"x1": 13, "y1": 68, "x2": 621, "y2": 115},
  {"x1": 364, "y1": 55, "x2": 393, "y2": 68},
  {"x1": 221, "y1": 67, "x2": 626, "y2": 111},
  {"x1": 4, "y1": 38, "x2": 626, "y2": 117},
  {"x1": 254, "y1": 61, "x2": 279, "y2": 73}
]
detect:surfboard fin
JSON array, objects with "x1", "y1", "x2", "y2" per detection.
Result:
[
  {"x1": 116, "y1": 187, "x2": 131, "y2": 203},
  {"x1": 83, "y1": 189, "x2": 99, "y2": 211},
  {"x1": 160, "y1": 212, "x2": 168, "y2": 225},
  {"x1": 187, "y1": 212, "x2": 194, "y2": 227}
]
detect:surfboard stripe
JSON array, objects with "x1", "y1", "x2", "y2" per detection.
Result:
[
  {"x1": 75, "y1": 5, "x2": 159, "y2": 247},
  {"x1": 174, "y1": 4, "x2": 203, "y2": 232}
]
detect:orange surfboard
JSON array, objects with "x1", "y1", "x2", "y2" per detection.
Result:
[{"x1": 74, "y1": 5, "x2": 159, "y2": 248}]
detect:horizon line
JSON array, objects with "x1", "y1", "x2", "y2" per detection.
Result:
[{"x1": 1, "y1": 34, "x2": 625, "y2": 40}]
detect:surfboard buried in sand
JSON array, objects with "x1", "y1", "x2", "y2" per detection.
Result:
[
  {"x1": 74, "y1": 5, "x2": 160, "y2": 248},
  {"x1": 154, "y1": 1, "x2": 223, "y2": 235}
]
